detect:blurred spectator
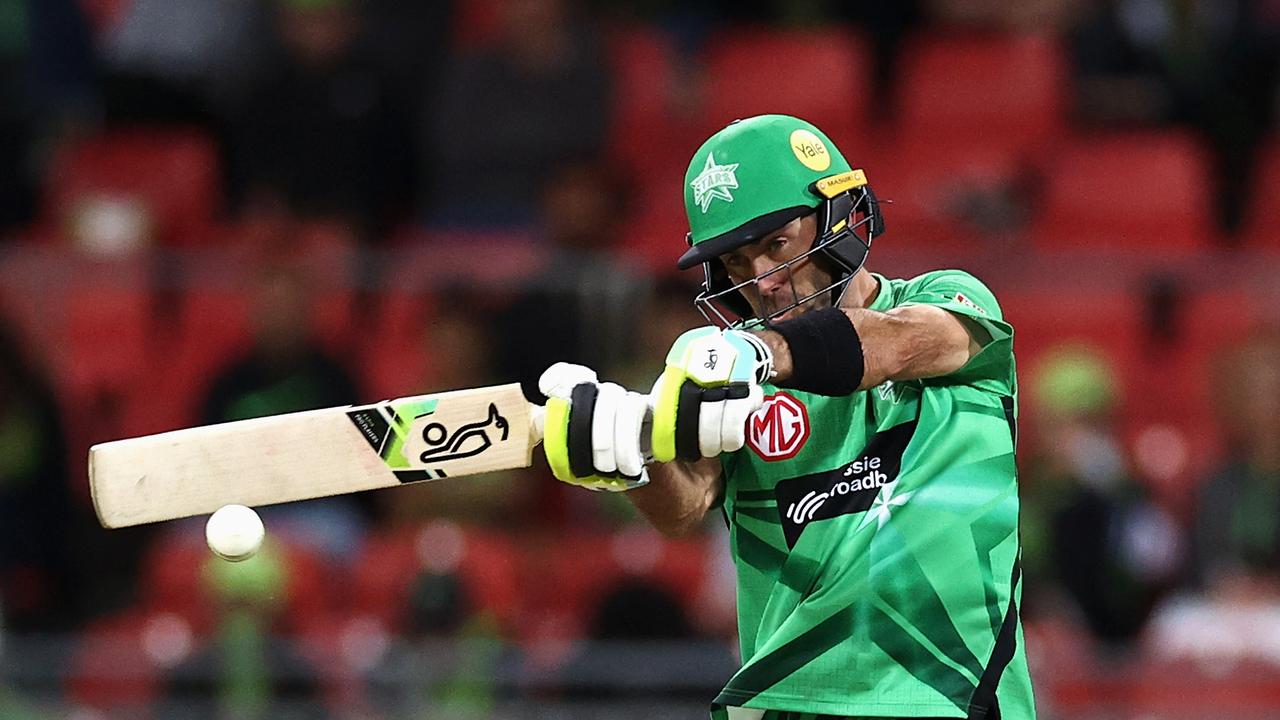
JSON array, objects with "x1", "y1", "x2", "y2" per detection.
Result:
[
  {"x1": 0, "y1": 0, "x2": 96, "y2": 237},
  {"x1": 426, "y1": 0, "x2": 610, "y2": 225},
  {"x1": 1070, "y1": 0, "x2": 1280, "y2": 234},
  {"x1": 0, "y1": 602, "x2": 52, "y2": 718},
  {"x1": 1020, "y1": 345, "x2": 1182, "y2": 645},
  {"x1": 1194, "y1": 332, "x2": 1280, "y2": 595},
  {"x1": 0, "y1": 318, "x2": 74, "y2": 632},
  {"x1": 557, "y1": 579, "x2": 701, "y2": 700},
  {"x1": 160, "y1": 546, "x2": 329, "y2": 720},
  {"x1": 100, "y1": 0, "x2": 269, "y2": 126},
  {"x1": 361, "y1": 0, "x2": 453, "y2": 106},
  {"x1": 229, "y1": 0, "x2": 415, "y2": 239},
  {"x1": 492, "y1": 160, "x2": 644, "y2": 401},
  {"x1": 200, "y1": 262, "x2": 369, "y2": 557},
  {"x1": 924, "y1": 0, "x2": 1081, "y2": 33}
]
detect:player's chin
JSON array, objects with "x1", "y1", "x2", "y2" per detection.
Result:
[{"x1": 768, "y1": 301, "x2": 817, "y2": 323}]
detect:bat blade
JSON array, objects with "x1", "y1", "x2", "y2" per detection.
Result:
[{"x1": 90, "y1": 383, "x2": 539, "y2": 528}]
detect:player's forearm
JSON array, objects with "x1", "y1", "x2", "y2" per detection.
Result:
[
  {"x1": 627, "y1": 458, "x2": 723, "y2": 537},
  {"x1": 755, "y1": 305, "x2": 977, "y2": 391}
]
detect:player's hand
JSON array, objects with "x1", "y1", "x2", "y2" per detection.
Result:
[
  {"x1": 538, "y1": 362, "x2": 651, "y2": 492},
  {"x1": 650, "y1": 327, "x2": 772, "y2": 462}
]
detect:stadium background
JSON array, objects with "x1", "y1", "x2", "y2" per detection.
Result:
[{"x1": 2, "y1": 0, "x2": 1279, "y2": 717}]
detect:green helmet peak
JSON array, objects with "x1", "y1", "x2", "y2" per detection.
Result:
[{"x1": 679, "y1": 114, "x2": 853, "y2": 270}]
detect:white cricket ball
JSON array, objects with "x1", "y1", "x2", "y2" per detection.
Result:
[{"x1": 205, "y1": 504, "x2": 265, "y2": 562}]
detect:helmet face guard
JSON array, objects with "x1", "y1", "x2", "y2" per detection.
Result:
[{"x1": 691, "y1": 171, "x2": 884, "y2": 329}]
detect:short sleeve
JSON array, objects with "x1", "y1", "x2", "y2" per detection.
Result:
[{"x1": 897, "y1": 270, "x2": 1015, "y2": 394}]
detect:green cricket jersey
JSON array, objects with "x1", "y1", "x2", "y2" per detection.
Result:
[{"x1": 713, "y1": 270, "x2": 1035, "y2": 719}]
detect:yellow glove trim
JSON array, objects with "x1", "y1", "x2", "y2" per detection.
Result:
[
  {"x1": 651, "y1": 364, "x2": 686, "y2": 463},
  {"x1": 543, "y1": 397, "x2": 574, "y2": 482}
]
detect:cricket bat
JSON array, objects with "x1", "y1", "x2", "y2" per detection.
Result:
[{"x1": 89, "y1": 383, "x2": 545, "y2": 529}]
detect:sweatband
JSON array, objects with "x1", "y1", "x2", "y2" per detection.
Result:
[{"x1": 770, "y1": 307, "x2": 865, "y2": 396}]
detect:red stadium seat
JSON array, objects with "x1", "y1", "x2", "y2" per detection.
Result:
[
  {"x1": 138, "y1": 529, "x2": 340, "y2": 638},
  {"x1": 897, "y1": 33, "x2": 1068, "y2": 153},
  {"x1": 1030, "y1": 132, "x2": 1217, "y2": 251},
  {"x1": 1242, "y1": 136, "x2": 1280, "y2": 247},
  {"x1": 520, "y1": 529, "x2": 709, "y2": 642},
  {"x1": 619, "y1": 164, "x2": 691, "y2": 274},
  {"x1": 358, "y1": 290, "x2": 436, "y2": 400},
  {"x1": 59, "y1": 275, "x2": 153, "y2": 400},
  {"x1": 44, "y1": 129, "x2": 220, "y2": 247},
  {"x1": 606, "y1": 27, "x2": 695, "y2": 178},
  {"x1": 870, "y1": 139, "x2": 1031, "y2": 248},
  {"x1": 699, "y1": 28, "x2": 870, "y2": 145},
  {"x1": 349, "y1": 522, "x2": 521, "y2": 636},
  {"x1": 67, "y1": 608, "x2": 164, "y2": 713},
  {"x1": 450, "y1": 0, "x2": 504, "y2": 49}
]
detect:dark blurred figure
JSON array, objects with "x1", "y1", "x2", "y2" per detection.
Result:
[
  {"x1": 1020, "y1": 345, "x2": 1182, "y2": 645},
  {"x1": 492, "y1": 160, "x2": 644, "y2": 401},
  {"x1": 99, "y1": 0, "x2": 268, "y2": 127},
  {"x1": 363, "y1": 523, "x2": 506, "y2": 719},
  {"x1": 558, "y1": 578, "x2": 733, "y2": 700},
  {"x1": 0, "y1": 319, "x2": 74, "y2": 633},
  {"x1": 1070, "y1": 0, "x2": 1280, "y2": 235},
  {"x1": 161, "y1": 546, "x2": 329, "y2": 720},
  {"x1": 835, "y1": 1, "x2": 924, "y2": 114},
  {"x1": 1194, "y1": 332, "x2": 1280, "y2": 595},
  {"x1": 427, "y1": 0, "x2": 610, "y2": 225},
  {"x1": 230, "y1": 0, "x2": 415, "y2": 240},
  {"x1": 200, "y1": 262, "x2": 369, "y2": 557},
  {"x1": 0, "y1": 0, "x2": 96, "y2": 238}
]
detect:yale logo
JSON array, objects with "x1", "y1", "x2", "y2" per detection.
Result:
[{"x1": 790, "y1": 129, "x2": 830, "y2": 172}]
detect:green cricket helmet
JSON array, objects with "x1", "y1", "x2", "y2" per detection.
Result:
[{"x1": 678, "y1": 114, "x2": 884, "y2": 327}]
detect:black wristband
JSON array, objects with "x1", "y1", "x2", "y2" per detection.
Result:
[{"x1": 771, "y1": 307, "x2": 865, "y2": 396}]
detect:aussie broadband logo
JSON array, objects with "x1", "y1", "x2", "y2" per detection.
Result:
[
  {"x1": 773, "y1": 421, "x2": 917, "y2": 547},
  {"x1": 690, "y1": 152, "x2": 739, "y2": 212},
  {"x1": 785, "y1": 456, "x2": 889, "y2": 524},
  {"x1": 747, "y1": 392, "x2": 810, "y2": 461}
]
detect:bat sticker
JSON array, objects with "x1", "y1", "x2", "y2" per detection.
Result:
[{"x1": 418, "y1": 403, "x2": 510, "y2": 464}]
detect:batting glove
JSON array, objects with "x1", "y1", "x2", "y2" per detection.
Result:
[
  {"x1": 651, "y1": 327, "x2": 772, "y2": 462},
  {"x1": 539, "y1": 362, "x2": 651, "y2": 492}
]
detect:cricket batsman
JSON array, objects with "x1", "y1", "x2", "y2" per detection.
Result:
[{"x1": 540, "y1": 114, "x2": 1035, "y2": 719}]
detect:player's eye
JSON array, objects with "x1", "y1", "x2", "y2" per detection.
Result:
[{"x1": 768, "y1": 238, "x2": 788, "y2": 254}]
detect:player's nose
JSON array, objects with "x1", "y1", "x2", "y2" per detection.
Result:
[{"x1": 752, "y1": 258, "x2": 788, "y2": 296}]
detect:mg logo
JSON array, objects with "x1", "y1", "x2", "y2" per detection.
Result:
[{"x1": 747, "y1": 392, "x2": 810, "y2": 461}]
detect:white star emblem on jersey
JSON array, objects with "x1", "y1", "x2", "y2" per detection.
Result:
[
  {"x1": 859, "y1": 481, "x2": 914, "y2": 531},
  {"x1": 690, "y1": 152, "x2": 740, "y2": 212}
]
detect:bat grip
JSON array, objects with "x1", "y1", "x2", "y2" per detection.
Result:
[{"x1": 528, "y1": 404, "x2": 546, "y2": 446}]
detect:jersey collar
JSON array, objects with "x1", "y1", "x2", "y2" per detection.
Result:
[{"x1": 864, "y1": 272, "x2": 891, "y2": 313}]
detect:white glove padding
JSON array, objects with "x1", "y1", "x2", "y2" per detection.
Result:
[{"x1": 539, "y1": 362, "x2": 651, "y2": 491}]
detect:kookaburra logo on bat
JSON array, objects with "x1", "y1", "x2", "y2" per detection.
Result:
[{"x1": 417, "y1": 403, "x2": 510, "y2": 463}]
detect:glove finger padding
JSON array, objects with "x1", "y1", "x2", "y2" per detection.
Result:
[
  {"x1": 542, "y1": 375, "x2": 649, "y2": 492},
  {"x1": 539, "y1": 362, "x2": 599, "y2": 400},
  {"x1": 698, "y1": 387, "x2": 727, "y2": 458},
  {"x1": 615, "y1": 391, "x2": 651, "y2": 477},
  {"x1": 721, "y1": 384, "x2": 763, "y2": 452},
  {"x1": 591, "y1": 382, "x2": 626, "y2": 474}
]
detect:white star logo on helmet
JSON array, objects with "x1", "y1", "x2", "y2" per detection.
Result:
[{"x1": 690, "y1": 152, "x2": 740, "y2": 213}]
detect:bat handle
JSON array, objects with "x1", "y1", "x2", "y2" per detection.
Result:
[{"x1": 528, "y1": 404, "x2": 546, "y2": 446}]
